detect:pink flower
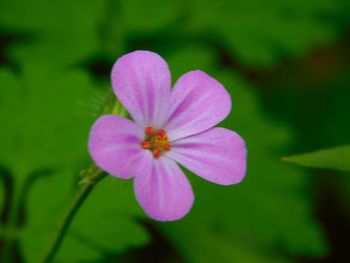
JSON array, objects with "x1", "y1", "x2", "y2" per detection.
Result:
[{"x1": 88, "y1": 51, "x2": 247, "y2": 221}]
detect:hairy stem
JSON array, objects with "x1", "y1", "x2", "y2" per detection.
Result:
[
  {"x1": 41, "y1": 166, "x2": 106, "y2": 263},
  {"x1": 1, "y1": 177, "x2": 25, "y2": 263},
  {"x1": 41, "y1": 93, "x2": 124, "y2": 262}
]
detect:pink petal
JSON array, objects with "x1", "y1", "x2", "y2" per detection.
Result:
[
  {"x1": 166, "y1": 128, "x2": 247, "y2": 185},
  {"x1": 164, "y1": 70, "x2": 231, "y2": 140},
  {"x1": 88, "y1": 115, "x2": 152, "y2": 179},
  {"x1": 111, "y1": 50, "x2": 171, "y2": 127},
  {"x1": 134, "y1": 157, "x2": 194, "y2": 221}
]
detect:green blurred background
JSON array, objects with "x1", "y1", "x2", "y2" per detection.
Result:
[{"x1": 0, "y1": 0, "x2": 350, "y2": 262}]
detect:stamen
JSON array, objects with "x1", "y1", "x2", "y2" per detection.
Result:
[
  {"x1": 157, "y1": 129, "x2": 166, "y2": 138},
  {"x1": 141, "y1": 141, "x2": 151, "y2": 149},
  {"x1": 141, "y1": 127, "x2": 171, "y2": 158},
  {"x1": 145, "y1": 126, "x2": 154, "y2": 136},
  {"x1": 164, "y1": 144, "x2": 171, "y2": 151},
  {"x1": 153, "y1": 149, "x2": 161, "y2": 158}
]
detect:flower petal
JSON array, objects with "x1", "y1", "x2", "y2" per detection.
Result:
[
  {"x1": 88, "y1": 115, "x2": 152, "y2": 179},
  {"x1": 164, "y1": 70, "x2": 231, "y2": 140},
  {"x1": 166, "y1": 128, "x2": 247, "y2": 185},
  {"x1": 111, "y1": 50, "x2": 171, "y2": 127},
  {"x1": 134, "y1": 157, "x2": 194, "y2": 221}
]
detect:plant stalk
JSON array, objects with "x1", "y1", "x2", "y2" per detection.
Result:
[{"x1": 41, "y1": 166, "x2": 106, "y2": 263}]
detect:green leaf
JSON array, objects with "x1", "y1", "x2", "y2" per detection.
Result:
[
  {"x1": 0, "y1": 62, "x2": 95, "y2": 260},
  {"x1": 0, "y1": 177, "x2": 3, "y2": 232},
  {"x1": 68, "y1": 177, "x2": 149, "y2": 255},
  {"x1": 189, "y1": 0, "x2": 342, "y2": 66},
  {"x1": 283, "y1": 145, "x2": 350, "y2": 172},
  {"x1": 20, "y1": 170, "x2": 99, "y2": 263},
  {"x1": 0, "y1": 0, "x2": 104, "y2": 66},
  {"x1": 1, "y1": 0, "x2": 344, "y2": 68},
  {"x1": 22, "y1": 172, "x2": 149, "y2": 263},
  {"x1": 164, "y1": 47, "x2": 328, "y2": 262},
  {"x1": 0, "y1": 63, "x2": 94, "y2": 181},
  {"x1": 0, "y1": 64, "x2": 149, "y2": 262},
  {"x1": 120, "y1": 0, "x2": 181, "y2": 33}
]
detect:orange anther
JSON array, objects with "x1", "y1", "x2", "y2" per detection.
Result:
[
  {"x1": 152, "y1": 149, "x2": 162, "y2": 158},
  {"x1": 141, "y1": 141, "x2": 151, "y2": 149},
  {"x1": 141, "y1": 128, "x2": 170, "y2": 158},
  {"x1": 157, "y1": 129, "x2": 166, "y2": 137},
  {"x1": 145, "y1": 126, "x2": 154, "y2": 136},
  {"x1": 164, "y1": 144, "x2": 171, "y2": 151}
]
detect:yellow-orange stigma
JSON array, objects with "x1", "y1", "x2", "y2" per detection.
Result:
[{"x1": 140, "y1": 126, "x2": 171, "y2": 158}]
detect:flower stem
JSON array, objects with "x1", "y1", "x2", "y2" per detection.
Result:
[
  {"x1": 41, "y1": 166, "x2": 106, "y2": 263},
  {"x1": 1, "y1": 179, "x2": 24, "y2": 263},
  {"x1": 41, "y1": 93, "x2": 125, "y2": 262}
]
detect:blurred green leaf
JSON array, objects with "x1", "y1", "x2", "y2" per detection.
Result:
[
  {"x1": 0, "y1": 64, "x2": 148, "y2": 262},
  {"x1": 0, "y1": 62, "x2": 95, "y2": 260},
  {"x1": 0, "y1": 0, "x2": 181, "y2": 66},
  {"x1": 120, "y1": 0, "x2": 181, "y2": 33},
  {"x1": 0, "y1": 177, "x2": 3, "y2": 230},
  {"x1": 0, "y1": 0, "x2": 345, "y2": 68},
  {"x1": 283, "y1": 145, "x2": 350, "y2": 172},
  {"x1": 0, "y1": 0, "x2": 105, "y2": 66},
  {"x1": 20, "y1": 170, "x2": 97, "y2": 263},
  {"x1": 22, "y1": 171, "x2": 148, "y2": 263},
  {"x1": 189, "y1": 0, "x2": 341, "y2": 66},
  {"x1": 69, "y1": 177, "x2": 148, "y2": 254},
  {"x1": 164, "y1": 47, "x2": 327, "y2": 262},
  {"x1": 0, "y1": 64, "x2": 94, "y2": 181}
]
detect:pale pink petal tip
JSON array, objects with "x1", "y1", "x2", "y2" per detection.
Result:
[
  {"x1": 167, "y1": 128, "x2": 247, "y2": 185},
  {"x1": 134, "y1": 157, "x2": 194, "y2": 221},
  {"x1": 111, "y1": 50, "x2": 171, "y2": 128},
  {"x1": 164, "y1": 70, "x2": 232, "y2": 140}
]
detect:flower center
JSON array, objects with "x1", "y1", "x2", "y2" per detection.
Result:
[{"x1": 140, "y1": 126, "x2": 171, "y2": 158}]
